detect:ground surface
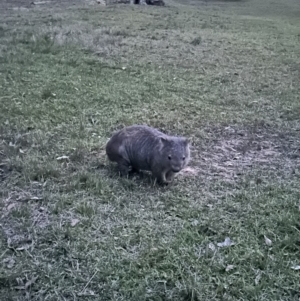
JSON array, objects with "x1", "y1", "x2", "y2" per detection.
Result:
[{"x1": 0, "y1": 0, "x2": 300, "y2": 300}]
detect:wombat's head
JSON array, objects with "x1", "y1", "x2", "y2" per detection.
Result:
[{"x1": 160, "y1": 136, "x2": 190, "y2": 173}]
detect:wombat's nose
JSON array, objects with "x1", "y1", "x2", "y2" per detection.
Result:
[{"x1": 172, "y1": 168, "x2": 181, "y2": 173}]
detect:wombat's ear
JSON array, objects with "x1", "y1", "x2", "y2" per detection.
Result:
[
  {"x1": 183, "y1": 138, "x2": 190, "y2": 146},
  {"x1": 159, "y1": 136, "x2": 169, "y2": 145}
]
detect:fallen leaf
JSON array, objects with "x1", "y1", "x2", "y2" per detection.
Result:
[
  {"x1": 30, "y1": 196, "x2": 43, "y2": 201},
  {"x1": 217, "y1": 237, "x2": 235, "y2": 247},
  {"x1": 255, "y1": 271, "x2": 262, "y2": 285},
  {"x1": 263, "y1": 150, "x2": 278, "y2": 156},
  {"x1": 225, "y1": 265, "x2": 235, "y2": 272},
  {"x1": 25, "y1": 276, "x2": 38, "y2": 289},
  {"x1": 31, "y1": 1, "x2": 51, "y2": 5},
  {"x1": 7, "y1": 203, "x2": 16, "y2": 211},
  {"x1": 3, "y1": 258, "x2": 15, "y2": 269},
  {"x1": 179, "y1": 167, "x2": 198, "y2": 176},
  {"x1": 16, "y1": 195, "x2": 30, "y2": 202},
  {"x1": 16, "y1": 244, "x2": 31, "y2": 251},
  {"x1": 208, "y1": 242, "x2": 216, "y2": 252},
  {"x1": 7, "y1": 259, "x2": 15, "y2": 269},
  {"x1": 264, "y1": 235, "x2": 272, "y2": 246},
  {"x1": 114, "y1": 246, "x2": 126, "y2": 251},
  {"x1": 77, "y1": 289, "x2": 96, "y2": 296},
  {"x1": 56, "y1": 155, "x2": 69, "y2": 161},
  {"x1": 71, "y1": 219, "x2": 80, "y2": 227},
  {"x1": 14, "y1": 286, "x2": 25, "y2": 290},
  {"x1": 291, "y1": 265, "x2": 300, "y2": 270},
  {"x1": 191, "y1": 219, "x2": 199, "y2": 226}
]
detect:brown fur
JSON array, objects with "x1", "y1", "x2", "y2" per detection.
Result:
[{"x1": 106, "y1": 125, "x2": 190, "y2": 184}]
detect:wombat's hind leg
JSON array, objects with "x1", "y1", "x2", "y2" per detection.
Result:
[{"x1": 117, "y1": 159, "x2": 131, "y2": 177}]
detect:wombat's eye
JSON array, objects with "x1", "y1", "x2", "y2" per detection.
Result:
[
  {"x1": 168, "y1": 155, "x2": 172, "y2": 160},
  {"x1": 182, "y1": 156, "x2": 185, "y2": 160}
]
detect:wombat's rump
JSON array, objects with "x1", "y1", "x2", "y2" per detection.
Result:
[{"x1": 106, "y1": 125, "x2": 190, "y2": 184}]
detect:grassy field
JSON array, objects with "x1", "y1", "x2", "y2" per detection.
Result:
[{"x1": 1, "y1": 0, "x2": 300, "y2": 300}]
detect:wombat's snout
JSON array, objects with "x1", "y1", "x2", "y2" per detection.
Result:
[{"x1": 172, "y1": 167, "x2": 181, "y2": 173}]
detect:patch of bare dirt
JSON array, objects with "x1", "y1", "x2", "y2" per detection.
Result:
[{"x1": 185, "y1": 124, "x2": 300, "y2": 183}]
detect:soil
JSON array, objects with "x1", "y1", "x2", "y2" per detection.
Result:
[{"x1": 186, "y1": 124, "x2": 300, "y2": 184}]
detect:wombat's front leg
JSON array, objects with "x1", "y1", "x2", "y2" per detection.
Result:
[
  {"x1": 117, "y1": 159, "x2": 131, "y2": 177},
  {"x1": 166, "y1": 170, "x2": 175, "y2": 182},
  {"x1": 153, "y1": 170, "x2": 169, "y2": 185}
]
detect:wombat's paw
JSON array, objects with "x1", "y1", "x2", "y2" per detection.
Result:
[
  {"x1": 156, "y1": 179, "x2": 172, "y2": 186},
  {"x1": 129, "y1": 167, "x2": 140, "y2": 174},
  {"x1": 118, "y1": 169, "x2": 129, "y2": 177}
]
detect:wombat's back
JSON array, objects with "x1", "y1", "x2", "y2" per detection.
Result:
[
  {"x1": 119, "y1": 125, "x2": 165, "y2": 170},
  {"x1": 106, "y1": 125, "x2": 162, "y2": 167}
]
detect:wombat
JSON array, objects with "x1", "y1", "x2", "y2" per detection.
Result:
[{"x1": 106, "y1": 125, "x2": 190, "y2": 184}]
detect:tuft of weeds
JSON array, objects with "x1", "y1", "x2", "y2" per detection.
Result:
[{"x1": 190, "y1": 36, "x2": 202, "y2": 46}]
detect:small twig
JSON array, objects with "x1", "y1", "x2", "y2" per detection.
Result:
[
  {"x1": 80, "y1": 269, "x2": 98, "y2": 294},
  {"x1": 0, "y1": 249, "x2": 9, "y2": 260},
  {"x1": 31, "y1": 1, "x2": 51, "y2": 5}
]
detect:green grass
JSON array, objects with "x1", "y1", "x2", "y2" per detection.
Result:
[{"x1": 1, "y1": 0, "x2": 300, "y2": 300}]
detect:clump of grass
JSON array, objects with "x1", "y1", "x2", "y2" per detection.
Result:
[
  {"x1": 41, "y1": 88, "x2": 56, "y2": 100},
  {"x1": 101, "y1": 27, "x2": 132, "y2": 37},
  {"x1": 22, "y1": 159, "x2": 62, "y2": 181},
  {"x1": 190, "y1": 36, "x2": 202, "y2": 46},
  {"x1": 29, "y1": 33, "x2": 60, "y2": 55}
]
